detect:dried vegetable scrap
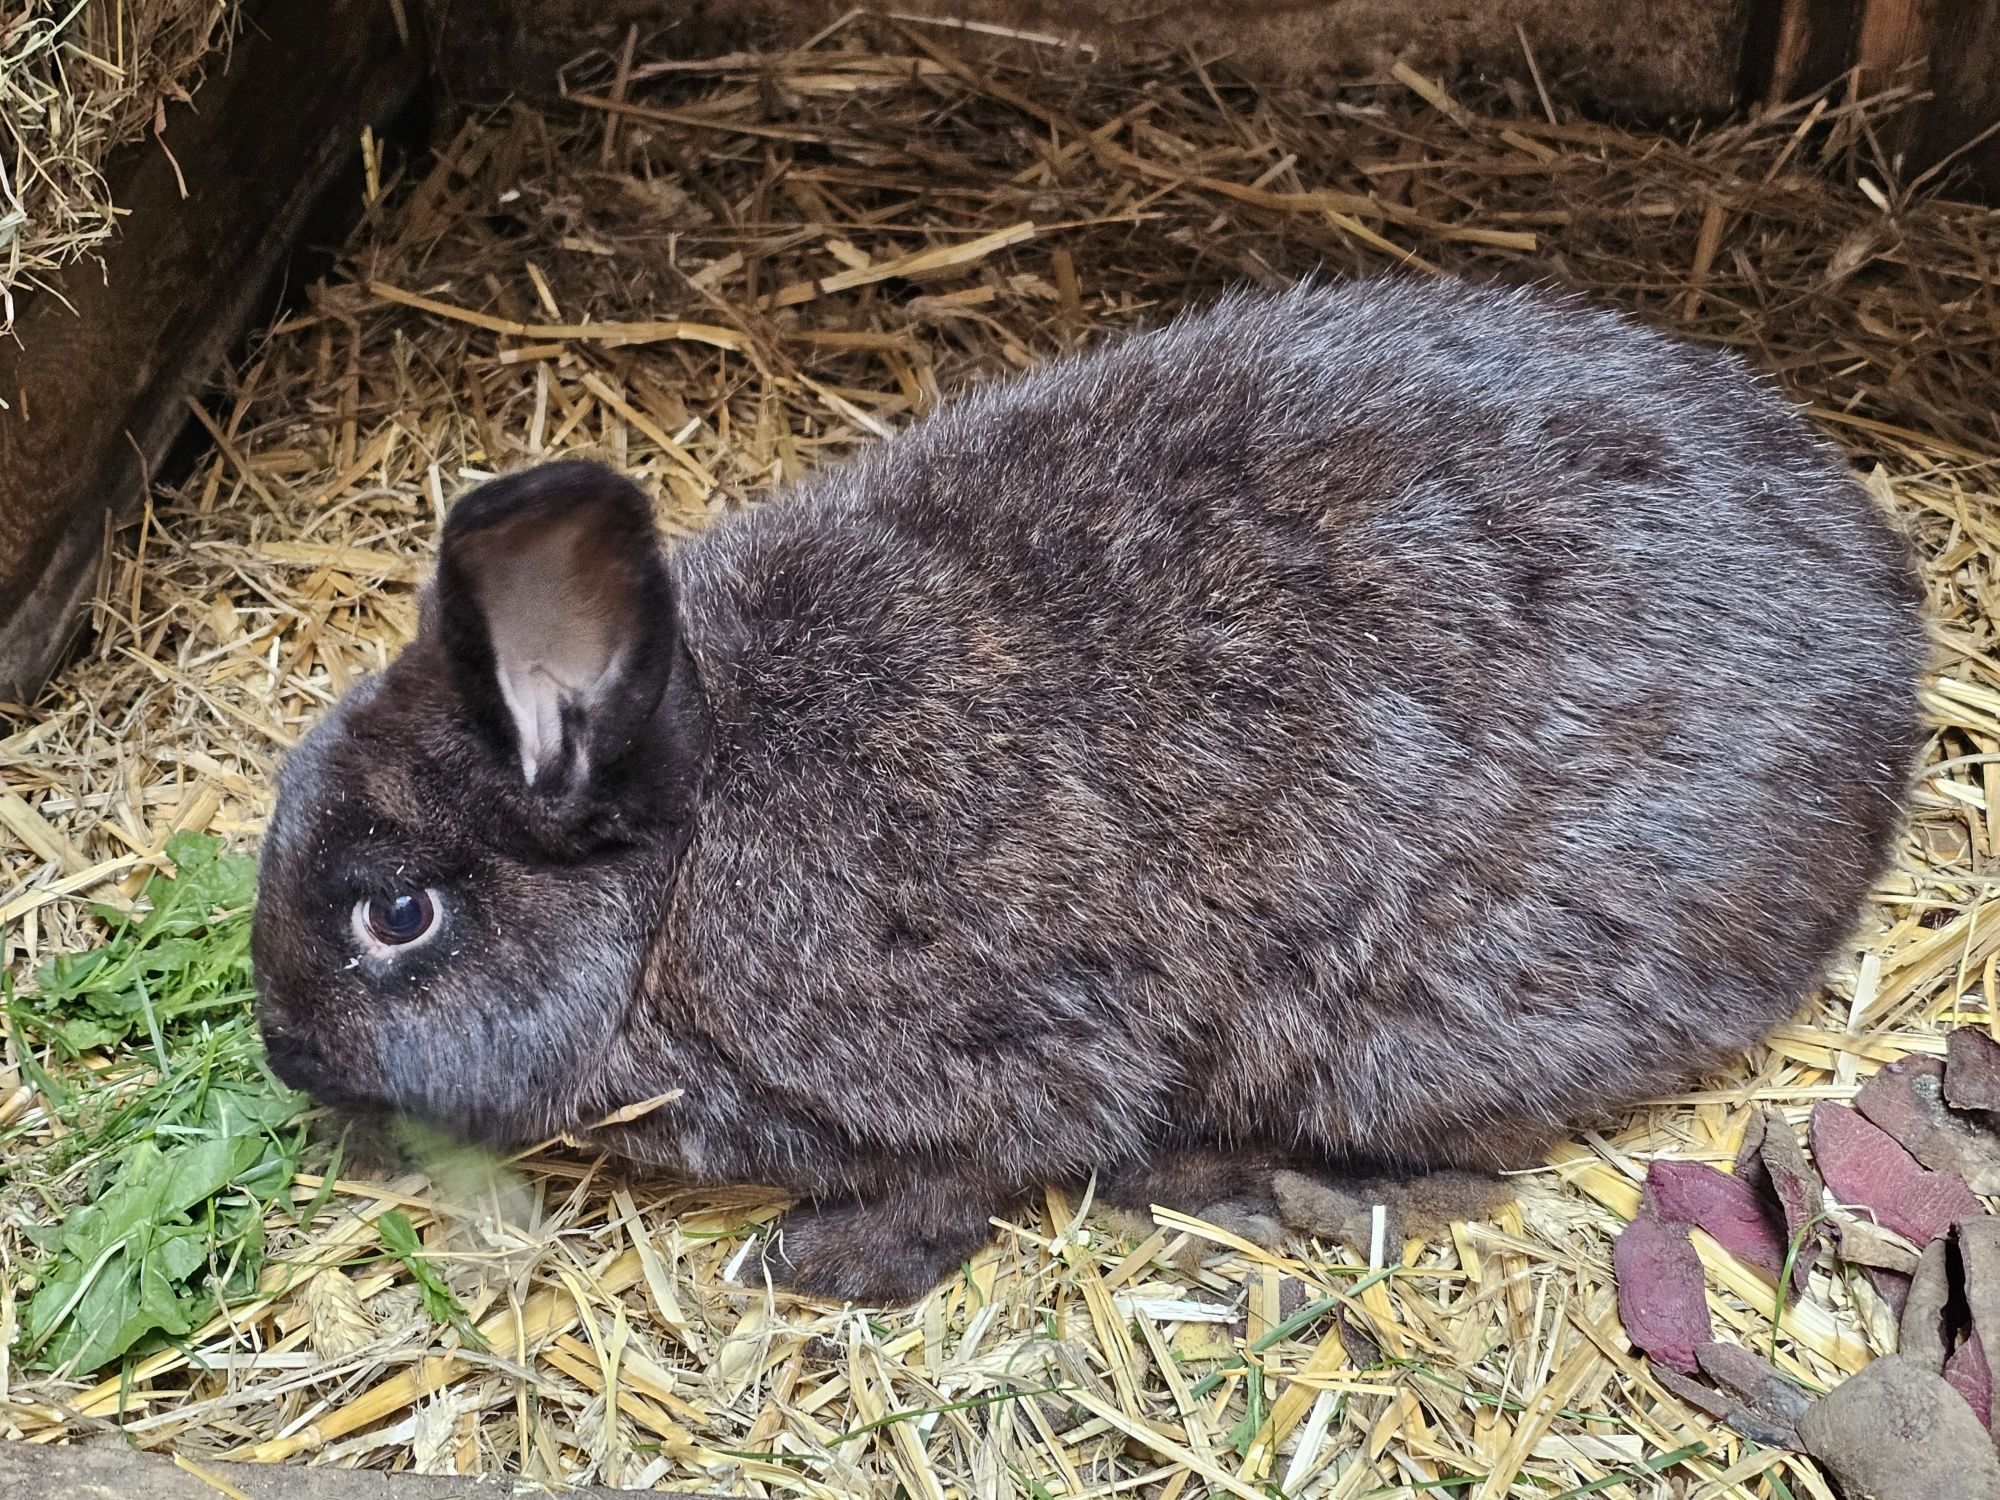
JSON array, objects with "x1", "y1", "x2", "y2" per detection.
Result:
[{"x1": 1616, "y1": 1024, "x2": 2000, "y2": 1495}]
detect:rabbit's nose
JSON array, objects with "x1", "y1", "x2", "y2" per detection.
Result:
[{"x1": 261, "y1": 1026, "x2": 336, "y2": 1098}]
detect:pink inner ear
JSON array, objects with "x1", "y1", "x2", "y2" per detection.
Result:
[{"x1": 464, "y1": 511, "x2": 636, "y2": 783}]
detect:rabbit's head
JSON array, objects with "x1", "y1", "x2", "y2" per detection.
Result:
[{"x1": 252, "y1": 462, "x2": 708, "y2": 1144}]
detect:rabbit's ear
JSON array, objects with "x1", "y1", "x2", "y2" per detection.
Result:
[{"x1": 435, "y1": 461, "x2": 678, "y2": 792}]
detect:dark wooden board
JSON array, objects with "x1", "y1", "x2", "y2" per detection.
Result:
[
  {"x1": 1752, "y1": 0, "x2": 2000, "y2": 196},
  {"x1": 0, "y1": 0, "x2": 424, "y2": 706},
  {"x1": 1749, "y1": 0, "x2": 1867, "y2": 104},
  {"x1": 0, "y1": 1437, "x2": 731, "y2": 1498},
  {"x1": 1916, "y1": 1, "x2": 2000, "y2": 198}
]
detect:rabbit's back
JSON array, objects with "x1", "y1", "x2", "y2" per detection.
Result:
[{"x1": 655, "y1": 280, "x2": 1926, "y2": 1185}]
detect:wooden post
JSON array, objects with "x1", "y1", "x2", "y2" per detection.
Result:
[
  {"x1": 1850, "y1": 0, "x2": 1938, "y2": 159},
  {"x1": 1854, "y1": 0, "x2": 1939, "y2": 90},
  {"x1": 0, "y1": 0, "x2": 423, "y2": 705},
  {"x1": 418, "y1": 0, "x2": 672, "y2": 101},
  {"x1": 1750, "y1": 0, "x2": 1999, "y2": 196},
  {"x1": 1915, "y1": 1, "x2": 2000, "y2": 197},
  {"x1": 1755, "y1": 0, "x2": 1867, "y2": 106}
]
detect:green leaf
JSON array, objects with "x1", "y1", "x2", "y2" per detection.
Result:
[
  {"x1": 25, "y1": 1012, "x2": 127, "y2": 1055},
  {"x1": 159, "y1": 831, "x2": 256, "y2": 920},
  {"x1": 75, "y1": 1223, "x2": 209, "y2": 1370},
  {"x1": 376, "y1": 1210, "x2": 488, "y2": 1351},
  {"x1": 9, "y1": 835, "x2": 311, "y2": 1378},
  {"x1": 22, "y1": 1130, "x2": 275, "y2": 1371},
  {"x1": 375, "y1": 1206, "x2": 423, "y2": 1260},
  {"x1": 15, "y1": 834, "x2": 257, "y2": 1051},
  {"x1": 59, "y1": 1135, "x2": 261, "y2": 1261},
  {"x1": 199, "y1": 1078, "x2": 308, "y2": 1134},
  {"x1": 1224, "y1": 1363, "x2": 1268, "y2": 1460}
]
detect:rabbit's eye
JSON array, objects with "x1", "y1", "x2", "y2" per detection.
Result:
[{"x1": 353, "y1": 890, "x2": 440, "y2": 954}]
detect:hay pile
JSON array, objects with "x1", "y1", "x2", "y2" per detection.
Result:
[
  {"x1": 4, "y1": 13, "x2": 2000, "y2": 1496},
  {"x1": 0, "y1": 0, "x2": 238, "y2": 333}
]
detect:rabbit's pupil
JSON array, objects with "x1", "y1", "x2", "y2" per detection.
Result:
[{"x1": 368, "y1": 892, "x2": 434, "y2": 945}]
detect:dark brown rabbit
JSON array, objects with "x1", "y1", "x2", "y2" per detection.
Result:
[{"x1": 253, "y1": 278, "x2": 1928, "y2": 1303}]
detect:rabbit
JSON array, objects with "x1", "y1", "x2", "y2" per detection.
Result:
[{"x1": 253, "y1": 277, "x2": 1929, "y2": 1304}]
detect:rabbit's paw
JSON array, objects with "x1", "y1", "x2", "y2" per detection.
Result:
[
  {"x1": 1273, "y1": 1167, "x2": 1513, "y2": 1257},
  {"x1": 767, "y1": 1193, "x2": 1000, "y2": 1305},
  {"x1": 1188, "y1": 1197, "x2": 1285, "y2": 1247},
  {"x1": 1097, "y1": 1149, "x2": 1287, "y2": 1243}
]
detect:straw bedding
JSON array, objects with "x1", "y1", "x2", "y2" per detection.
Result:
[
  {"x1": 3, "y1": 13, "x2": 2000, "y2": 1496},
  {"x1": 0, "y1": 0, "x2": 239, "y2": 335}
]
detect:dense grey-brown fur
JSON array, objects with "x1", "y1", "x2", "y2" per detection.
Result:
[{"x1": 254, "y1": 278, "x2": 1929, "y2": 1303}]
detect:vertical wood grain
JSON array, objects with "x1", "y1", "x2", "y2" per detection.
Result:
[{"x1": 1758, "y1": 0, "x2": 1863, "y2": 103}]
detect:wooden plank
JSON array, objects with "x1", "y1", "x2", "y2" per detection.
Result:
[
  {"x1": 1851, "y1": 0, "x2": 2000, "y2": 192},
  {"x1": 1855, "y1": 0, "x2": 1939, "y2": 88},
  {"x1": 418, "y1": 0, "x2": 675, "y2": 100},
  {"x1": 1911, "y1": 0, "x2": 2000, "y2": 198},
  {"x1": 0, "y1": 0, "x2": 423, "y2": 704},
  {"x1": 1751, "y1": 0, "x2": 1867, "y2": 105},
  {"x1": 0, "y1": 1440, "x2": 729, "y2": 1499}
]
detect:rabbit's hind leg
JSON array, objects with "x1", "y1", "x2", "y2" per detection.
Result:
[
  {"x1": 1094, "y1": 1148, "x2": 1291, "y2": 1247},
  {"x1": 760, "y1": 1179, "x2": 1019, "y2": 1305},
  {"x1": 1094, "y1": 1151, "x2": 1518, "y2": 1260},
  {"x1": 1272, "y1": 1166, "x2": 1514, "y2": 1259}
]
